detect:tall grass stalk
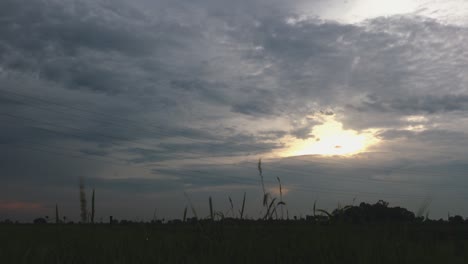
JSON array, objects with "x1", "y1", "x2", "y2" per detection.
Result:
[
  {"x1": 152, "y1": 208, "x2": 157, "y2": 222},
  {"x1": 264, "y1": 198, "x2": 277, "y2": 220},
  {"x1": 79, "y1": 177, "x2": 87, "y2": 223},
  {"x1": 91, "y1": 189, "x2": 95, "y2": 224},
  {"x1": 258, "y1": 159, "x2": 268, "y2": 207},
  {"x1": 313, "y1": 200, "x2": 317, "y2": 217},
  {"x1": 316, "y1": 209, "x2": 332, "y2": 218},
  {"x1": 228, "y1": 196, "x2": 234, "y2": 217},
  {"x1": 55, "y1": 204, "x2": 59, "y2": 224},
  {"x1": 417, "y1": 197, "x2": 432, "y2": 218},
  {"x1": 277, "y1": 177, "x2": 284, "y2": 220},
  {"x1": 209, "y1": 196, "x2": 214, "y2": 221},
  {"x1": 184, "y1": 192, "x2": 198, "y2": 219},
  {"x1": 240, "y1": 192, "x2": 246, "y2": 220}
]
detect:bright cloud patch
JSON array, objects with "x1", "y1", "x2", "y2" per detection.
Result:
[
  {"x1": 300, "y1": 0, "x2": 468, "y2": 25},
  {"x1": 284, "y1": 116, "x2": 380, "y2": 157}
]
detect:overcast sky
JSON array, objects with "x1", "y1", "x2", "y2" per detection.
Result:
[{"x1": 2, "y1": 0, "x2": 468, "y2": 222}]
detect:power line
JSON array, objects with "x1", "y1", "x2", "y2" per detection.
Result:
[
  {"x1": 1, "y1": 89, "x2": 233, "y2": 143},
  {"x1": 3, "y1": 88, "x2": 465, "y2": 175},
  {"x1": 2, "y1": 90, "x2": 468, "y2": 195},
  {"x1": 4, "y1": 111, "x2": 468, "y2": 193},
  {"x1": 0, "y1": 89, "x2": 290, "y2": 156},
  {"x1": 5, "y1": 133, "x2": 468, "y2": 202}
]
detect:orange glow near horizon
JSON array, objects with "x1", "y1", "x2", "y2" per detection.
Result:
[{"x1": 0, "y1": 201, "x2": 44, "y2": 211}]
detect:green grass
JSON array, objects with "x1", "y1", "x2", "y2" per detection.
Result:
[{"x1": 2, "y1": 223, "x2": 468, "y2": 264}]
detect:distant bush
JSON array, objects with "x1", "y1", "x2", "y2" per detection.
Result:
[
  {"x1": 308, "y1": 200, "x2": 418, "y2": 224},
  {"x1": 449, "y1": 215, "x2": 465, "y2": 224},
  {"x1": 0, "y1": 219, "x2": 13, "y2": 224},
  {"x1": 33, "y1": 218, "x2": 47, "y2": 224}
]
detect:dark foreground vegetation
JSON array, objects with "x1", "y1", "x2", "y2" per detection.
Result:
[
  {"x1": 2, "y1": 222, "x2": 468, "y2": 264},
  {"x1": 2, "y1": 201, "x2": 468, "y2": 264}
]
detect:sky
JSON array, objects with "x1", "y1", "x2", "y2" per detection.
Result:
[{"x1": 2, "y1": 0, "x2": 468, "y2": 222}]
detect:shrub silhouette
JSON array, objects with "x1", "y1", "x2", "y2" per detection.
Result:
[
  {"x1": 33, "y1": 218, "x2": 47, "y2": 224},
  {"x1": 449, "y1": 215, "x2": 464, "y2": 224},
  {"x1": 329, "y1": 200, "x2": 416, "y2": 224}
]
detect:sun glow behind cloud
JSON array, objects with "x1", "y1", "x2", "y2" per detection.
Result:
[
  {"x1": 344, "y1": 0, "x2": 418, "y2": 21},
  {"x1": 283, "y1": 116, "x2": 380, "y2": 157},
  {"x1": 299, "y1": 0, "x2": 418, "y2": 24},
  {"x1": 299, "y1": 0, "x2": 468, "y2": 25}
]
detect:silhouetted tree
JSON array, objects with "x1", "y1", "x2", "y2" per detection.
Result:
[
  {"x1": 449, "y1": 215, "x2": 464, "y2": 224},
  {"x1": 327, "y1": 200, "x2": 416, "y2": 224},
  {"x1": 79, "y1": 177, "x2": 87, "y2": 223},
  {"x1": 34, "y1": 218, "x2": 47, "y2": 224},
  {"x1": 91, "y1": 189, "x2": 95, "y2": 224},
  {"x1": 55, "y1": 204, "x2": 60, "y2": 224}
]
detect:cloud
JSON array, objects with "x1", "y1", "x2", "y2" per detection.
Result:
[
  {"x1": 290, "y1": 126, "x2": 315, "y2": 139},
  {"x1": 350, "y1": 94, "x2": 468, "y2": 115},
  {"x1": 0, "y1": 0, "x2": 154, "y2": 56},
  {"x1": 125, "y1": 137, "x2": 284, "y2": 164},
  {"x1": 377, "y1": 129, "x2": 416, "y2": 140},
  {"x1": 80, "y1": 149, "x2": 109, "y2": 157}
]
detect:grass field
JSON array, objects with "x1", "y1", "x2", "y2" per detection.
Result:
[{"x1": 2, "y1": 222, "x2": 468, "y2": 264}]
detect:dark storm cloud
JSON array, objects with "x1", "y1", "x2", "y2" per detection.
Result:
[
  {"x1": 89, "y1": 177, "x2": 182, "y2": 193},
  {"x1": 0, "y1": 0, "x2": 154, "y2": 56},
  {"x1": 231, "y1": 100, "x2": 276, "y2": 116},
  {"x1": 350, "y1": 94, "x2": 468, "y2": 115},
  {"x1": 40, "y1": 60, "x2": 136, "y2": 94},
  {"x1": 156, "y1": 140, "x2": 283, "y2": 156},
  {"x1": 0, "y1": 144, "x2": 103, "y2": 185},
  {"x1": 0, "y1": 0, "x2": 208, "y2": 95},
  {"x1": 0, "y1": 95, "x2": 24, "y2": 106},
  {"x1": 82, "y1": 165, "x2": 261, "y2": 195},
  {"x1": 3, "y1": 1, "x2": 466, "y2": 124},
  {"x1": 290, "y1": 126, "x2": 315, "y2": 139},
  {"x1": 378, "y1": 129, "x2": 468, "y2": 146},
  {"x1": 126, "y1": 137, "x2": 284, "y2": 164},
  {"x1": 153, "y1": 167, "x2": 259, "y2": 187},
  {"x1": 170, "y1": 79, "x2": 230, "y2": 105},
  {"x1": 79, "y1": 149, "x2": 109, "y2": 157},
  {"x1": 377, "y1": 129, "x2": 416, "y2": 140},
  {"x1": 257, "y1": 130, "x2": 288, "y2": 140},
  {"x1": 125, "y1": 148, "x2": 173, "y2": 164}
]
